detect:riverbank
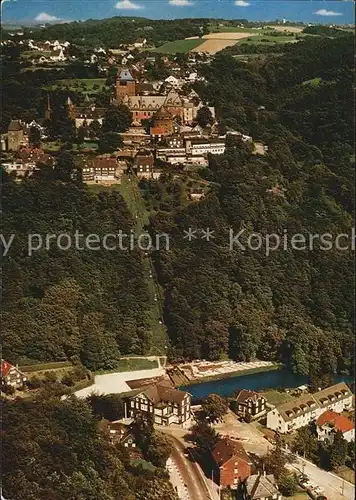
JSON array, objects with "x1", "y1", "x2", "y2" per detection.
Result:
[
  {"x1": 177, "y1": 362, "x2": 281, "y2": 387},
  {"x1": 180, "y1": 368, "x2": 353, "y2": 401}
]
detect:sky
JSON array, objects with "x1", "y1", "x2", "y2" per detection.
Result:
[{"x1": 2, "y1": 0, "x2": 354, "y2": 26}]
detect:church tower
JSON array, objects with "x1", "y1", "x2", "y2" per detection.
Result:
[{"x1": 116, "y1": 68, "x2": 136, "y2": 101}]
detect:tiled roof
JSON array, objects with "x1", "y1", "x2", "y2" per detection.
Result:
[
  {"x1": 313, "y1": 382, "x2": 351, "y2": 408},
  {"x1": 8, "y1": 120, "x2": 22, "y2": 131},
  {"x1": 317, "y1": 410, "x2": 354, "y2": 433},
  {"x1": 246, "y1": 474, "x2": 280, "y2": 499},
  {"x1": 236, "y1": 390, "x2": 264, "y2": 404},
  {"x1": 276, "y1": 394, "x2": 318, "y2": 422},
  {"x1": 153, "y1": 107, "x2": 173, "y2": 120},
  {"x1": 1, "y1": 360, "x2": 13, "y2": 377},
  {"x1": 275, "y1": 383, "x2": 352, "y2": 422},
  {"x1": 134, "y1": 153, "x2": 154, "y2": 167},
  {"x1": 150, "y1": 127, "x2": 166, "y2": 135},
  {"x1": 136, "y1": 384, "x2": 187, "y2": 405},
  {"x1": 212, "y1": 438, "x2": 251, "y2": 466}
]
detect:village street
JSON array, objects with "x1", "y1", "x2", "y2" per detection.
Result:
[{"x1": 286, "y1": 452, "x2": 355, "y2": 500}]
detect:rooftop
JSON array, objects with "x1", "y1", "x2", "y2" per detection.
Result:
[
  {"x1": 317, "y1": 410, "x2": 354, "y2": 433},
  {"x1": 8, "y1": 120, "x2": 22, "y2": 132},
  {"x1": 212, "y1": 438, "x2": 251, "y2": 466},
  {"x1": 246, "y1": 473, "x2": 280, "y2": 499},
  {"x1": 135, "y1": 384, "x2": 188, "y2": 405}
]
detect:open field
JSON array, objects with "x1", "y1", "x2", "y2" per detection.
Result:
[
  {"x1": 203, "y1": 32, "x2": 257, "y2": 40},
  {"x1": 20, "y1": 361, "x2": 72, "y2": 373},
  {"x1": 192, "y1": 39, "x2": 238, "y2": 54},
  {"x1": 302, "y1": 77, "x2": 322, "y2": 86},
  {"x1": 95, "y1": 357, "x2": 159, "y2": 374},
  {"x1": 152, "y1": 38, "x2": 203, "y2": 53},
  {"x1": 267, "y1": 25, "x2": 304, "y2": 33},
  {"x1": 209, "y1": 26, "x2": 263, "y2": 33}
]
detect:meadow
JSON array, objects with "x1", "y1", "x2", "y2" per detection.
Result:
[{"x1": 151, "y1": 38, "x2": 204, "y2": 54}]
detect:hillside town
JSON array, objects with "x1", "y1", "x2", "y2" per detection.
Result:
[{"x1": 1, "y1": 36, "x2": 263, "y2": 186}]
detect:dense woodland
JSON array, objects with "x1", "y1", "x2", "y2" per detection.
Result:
[
  {"x1": 2, "y1": 397, "x2": 177, "y2": 500},
  {"x1": 1, "y1": 173, "x2": 153, "y2": 368},
  {"x1": 145, "y1": 33, "x2": 354, "y2": 377},
  {"x1": 16, "y1": 17, "x2": 209, "y2": 48}
]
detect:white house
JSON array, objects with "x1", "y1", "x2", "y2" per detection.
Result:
[
  {"x1": 165, "y1": 75, "x2": 183, "y2": 89},
  {"x1": 266, "y1": 383, "x2": 353, "y2": 434},
  {"x1": 316, "y1": 410, "x2": 355, "y2": 443},
  {"x1": 185, "y1": 138, "x2": 226, "y2": 156},
  {"x1": 127, "y1": 384, "x2": 191, "y2": 428}
]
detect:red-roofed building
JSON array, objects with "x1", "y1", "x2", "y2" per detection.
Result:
[
  {"x1": 212, "y1": 437, "x2": 252, "y2": 489},
  {"x1": 150, "y1": 126, "x2": 166, "y2": 140},
  {"x1": 316, "y1": 410, "x2": 355, "y2": 443},
  {"x1": 16, "y1": 147, "x2": 53, "y2": 166},
  {"x1": 1, "y1": 360, "x2": 27, "y2": 389}
]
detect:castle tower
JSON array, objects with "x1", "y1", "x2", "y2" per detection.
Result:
[
  {"x1": 116, "y1": 68, "x2": 136, "y2": 101},
  {"x1": 7, "y1": 120, "x2": 24, "y2": 151}
]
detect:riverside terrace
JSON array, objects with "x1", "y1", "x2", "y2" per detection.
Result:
[{"x1": 166, "y1": 360, "x2": 278, "y2": 386}]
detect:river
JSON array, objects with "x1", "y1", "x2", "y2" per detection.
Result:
[{"x1": 180, "y1": 369, "x2": 353, "y2": 401}]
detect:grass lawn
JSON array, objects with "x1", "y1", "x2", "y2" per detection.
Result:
[
  {"x1": 88, "y1": 183, "x2": 122, "y2": 193},
  {"x1": 152, "y1": 38, "x2": 204, "y2": 53},
  {"x1": 21, "y1": 50, "x2": 51, "y2": 59},
  {"x1": 94, "y1": 357, "x2": 159, "y2": 375},
  {"x1": 45, "y1": 78, "x2": 107, "y2": 92},
  {"x1": 72, "y1": 141, "x2": 98, "y2": 151},
  {"x1": 117, "y1": 357, "x2": 158, "y2": 372},
  {"x1": 302, "y1": 77, "x2": 322, "y2": 86},
  {"x1": 262, "y1": 389, "x2": 294, "y2": 406}
]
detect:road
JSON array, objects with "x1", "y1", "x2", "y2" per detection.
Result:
[
  {"x1": 166, "y1": 457, "x2": 190, "y2": 500},
  {"x1": 167, "y1": 435, "x2": 214, "y2": 500},
  {"x1": 286, "y1": 453, "x2": 355, "y2": 500}
]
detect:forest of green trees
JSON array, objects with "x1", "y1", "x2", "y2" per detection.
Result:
[
  {"x1": 15, "y1": 17, "x2": 207, "y2": 48},
  {"x1": 1, "y1": 172, "x2": 153, "y2": 368},
  {"x1": 3, "y1": 397, "x2": 177, "y2": 499},
  {"x1": 145, "y1": 33, "x2": 354, "y2": 377}
]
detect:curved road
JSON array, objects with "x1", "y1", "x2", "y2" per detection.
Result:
[{"x1": 168, "y1": 435, "x2": 213, "y2": 500}]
